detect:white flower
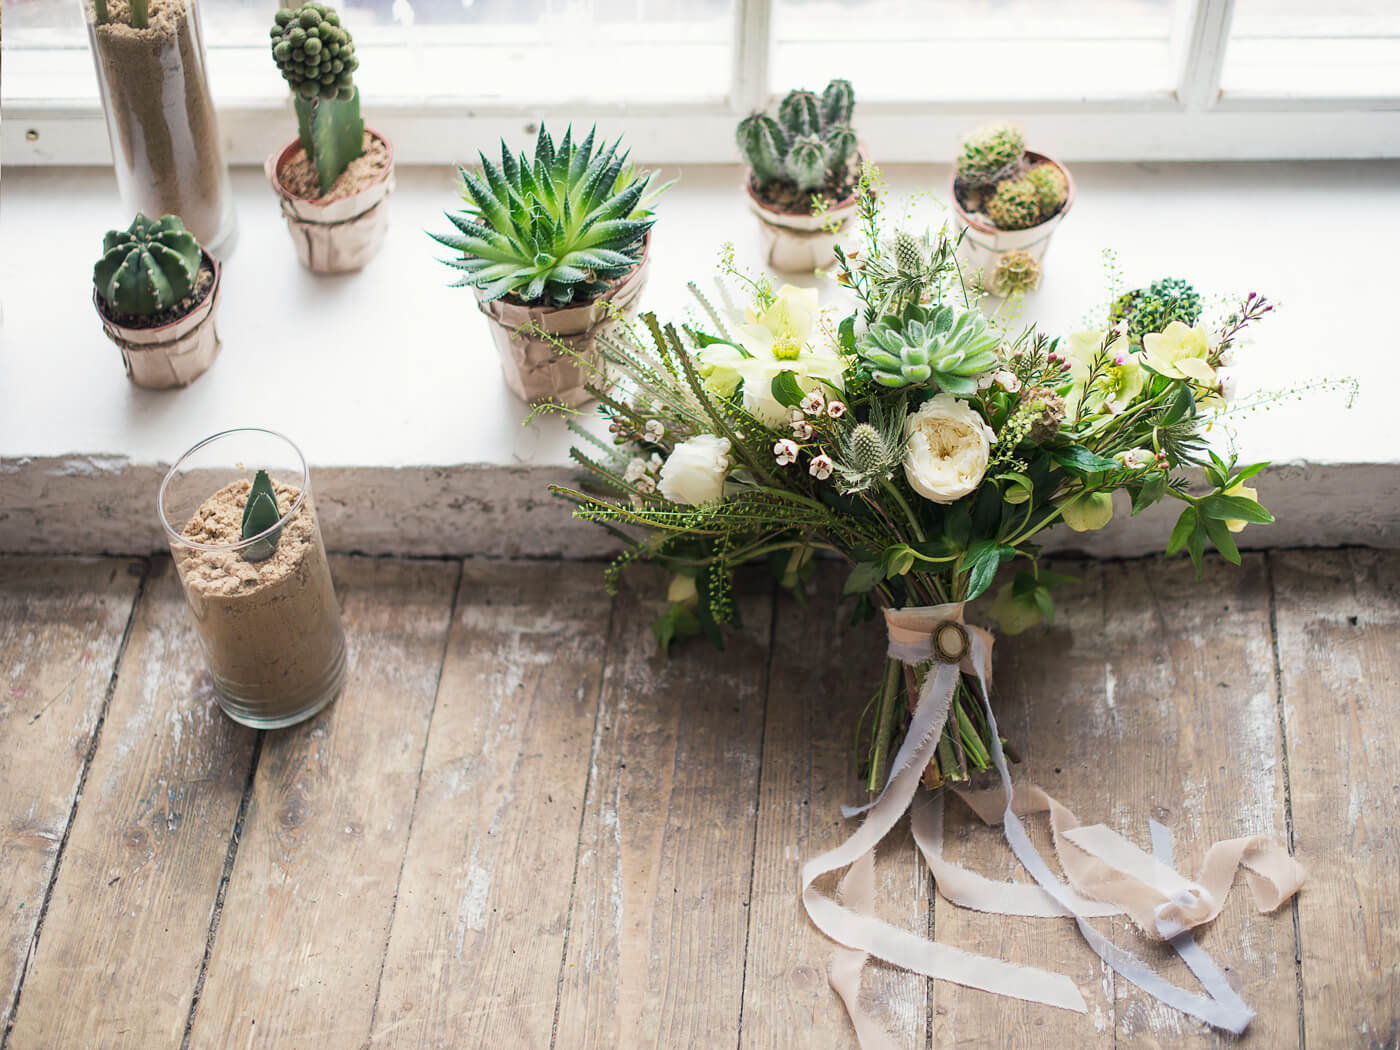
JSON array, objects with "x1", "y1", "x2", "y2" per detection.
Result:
[
  {"x1": 643, "y1": 419, "x2": 665, "y2": 442},
  {"x1": 658, "y1": 435, "x2": 730, "y2": 506},
  {"x1": 994, "y1": 369, "x2": 1021, "y2": 393},
  {"x1": 648, "y1": 452, "x2": 663, "y2": 471},
  {"x1": 634, "y1": 475, "x2": 657, "y2": 494},
  {"x1": 667, "y1": 574, "x2": 698, "y2": 604},
  {"x1": 1117, "y1": 447, "x2": 1153, "y2": 470},
  {"x1": 801, "y1": 391, "x2": 826, "y2": 416},
  {"x1": 827, "y1": 400, "x2": 848, "y2": 419},
  {"x1": 773, "y1": 439, "x2": 799, "y2": 466},
  {"x1": 809, "y1": 454, "x2": 834, "y2": 480},
  {"x1": 624, "y1": 457, "x2": 648, "y2": 483},
  {"x1": 791, "y1": 418, "x2": 814, "y2": 440},
  {"x1": 902, "y1": 393, "x2": 995, "y2": 504}
]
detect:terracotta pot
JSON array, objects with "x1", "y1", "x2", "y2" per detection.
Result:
[
  {"x1": 95, "y1": 252, "x2": 222, "y2": 389},
  {"x1": 266, "y1": 127, "x2": 395, "y2": 274},
  {"x1": 949, "y1": 150, "x2": 1074, "y2": 293},
  {"x1": 475, "y1": 244, "x2": 650, "y2": 407},
  {"x1": 746, "y1": 176, "x2": 860, "y2": 273}
]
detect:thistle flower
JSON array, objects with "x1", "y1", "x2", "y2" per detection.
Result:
[{"x1": 829, "y1": 398, "x2": 906, "y2": 493}]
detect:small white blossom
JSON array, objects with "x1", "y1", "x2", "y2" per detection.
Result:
[
  {"x1": 809, "y1": 454, "x2": 834, "y2": 480},
  {"x1": 648, "y1": 452, "x2": 663, "y2": 471},
  {"x1": 624, "y1": 457, "x2": 648, "y2": 483},
  {"x1": 1117, "y1": 447, "x2": 1154, "y2": 470},
  {"x1": 993, "y1": 369, "x2": 1021, "y2": 393},
  {"x1": 644, "y1": 419, "x2": 665, "y2": 442},
  {"x1": 791, "y1": 419, "x2": 814, "y2": 441},
  {"x1": 773, "y1": 439, "x2": 799, "y2": 466},
  {"x1": 634, "y1": 474, "x2": 657, "y2": 493},
  {"x1": 801, "y1": 391, "x2": 826, "y2": 416},
  {"x1": 977, "y1": 372, "x2": 996, "y2": 392},
  {"x1": 827, "y1": 400, "x2": 848, "y2": 419}
]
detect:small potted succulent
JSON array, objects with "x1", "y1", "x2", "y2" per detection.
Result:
[
  {"x1": 265, "y1": 2, "x2": 394, "y2": 273},
  {"x1": 431, "y1": 125, "x2": 668, "y2": 406},
  {"x1": 949, "y1": 122, "x2": 1073, "y2": 292},
  {"x1": 93, "y1": 212, "x2": 223, "y2": 389}
]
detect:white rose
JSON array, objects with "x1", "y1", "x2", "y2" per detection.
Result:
[
  {"x1": 658, "y1": 434, "x2": 731, "y2": 506},
  {"x1": 903, "y1": 393, "x2": 995, "y2": 504}
]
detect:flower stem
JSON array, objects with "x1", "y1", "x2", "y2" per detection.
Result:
[
  {"x1": 866, "y1": 657, "x2": 903, "y2": 794},
  {"x1": 881, "y1": 479, "x2": 926, "y2": 543}
]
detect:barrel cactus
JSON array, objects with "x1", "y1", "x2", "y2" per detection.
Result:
[
  {"x1": 1109, "y1": 278, "x2": 1203, "y2": 343},
  {"x1": 432, "y1": 124, "x2": 664, "y2": 307},
  {"x1": 93, "y1": 213, "x2": 204, "y2": 317},
  {"x1": 1025, "y1": 162, "x2": 1068, "y2": 217},
  {"x1": 986, "y1": 178, "x2": 1042, "y2": 230},
  {"x1": 855, "y1": 304, "x2": 1000, "y2": 395},
  {"x1": 736, "y1": 79, "x2": 858, "y2": 196},
  {"x1": 956, "y1": 122, "x2": 1025, "y2": 184},
  {"x1": 271, "y1": 2, "x2": 363, "y2": 196}
]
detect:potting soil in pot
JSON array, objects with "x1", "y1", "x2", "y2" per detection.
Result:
[
  {"x1": 98, "y1": 260, "x2": 214, "y2": 330},
  {"x1": 752, "y1": 167, "x2": 859, "y2": 214},
  {"x1": 277, "y1": 131, "x2": 391, "y2": 202}
]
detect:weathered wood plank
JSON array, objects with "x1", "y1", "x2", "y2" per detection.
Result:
[
  {"x1": 0, "y1": 557, "x2": 144, "y2": 1033},
  {"x1": 741, "y1": 573, "x2": 931, "y2": 1050},
  {"x1": 1271, "y1": 549, "x2": 1400, "y2": 1050},
  {"x1": 186, "y1": 557, "x2": 458, "y2": 1049},
  {"x1": 6, "y1": 559, "x2": 258, "y2": 1050},
  {"x1": 553, "y1": 571, "x2": 773, "y2": 1049},
  {"x1": 369, "y1": 561, "x2": 613, "y2": 1049}
]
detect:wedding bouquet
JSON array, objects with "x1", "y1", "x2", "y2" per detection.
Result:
[{"x1": 541, "y1": 169, "x2": 1303, "y2": 1039}]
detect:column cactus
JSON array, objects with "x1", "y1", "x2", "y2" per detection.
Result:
[
  {"x1": 736, "y1": 78, "x2": 859, "y2": 200},
  {"x1": 270, "y1": 2, "x2": 363, "y2": 196},
  {"x1": 94, "y1": 213, "x2": 204, "y2": 317}
]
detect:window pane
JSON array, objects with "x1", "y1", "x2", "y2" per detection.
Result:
[
  {"x1": 1222, "y1": 1, "x2": 1400, "y2": 99},
  {"x1": 772, "y1": 0, "x2": 1176, "y2": 102}
]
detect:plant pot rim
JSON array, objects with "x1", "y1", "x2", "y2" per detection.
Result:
[
  {"x1": 744, "y1": 166, "x2": 863, "y2": 219},
  {"x1": 94, "y1": 249, "x2": 222, "y2": 333},
  {"x1": 949, "y1": 149, "x2": 1075, "y2": 235},
  {"x1": 269, "y1": 125, "x2": 395, "y2": 206},
  {"x1": 472, "y1": 231, "x2": 652, "y2": 319}
]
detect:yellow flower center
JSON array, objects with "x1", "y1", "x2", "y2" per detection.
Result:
[{"x1": 770, "y1": 334, "x2": 803, "y2": 361}]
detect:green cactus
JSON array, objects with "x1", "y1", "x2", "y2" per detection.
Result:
[
  {"x1": 240, "y1": 470, "x2": 283, "y2": 562},
  {"x1": 1109, "y1": 278, "x2": 1203, "y2": 343},
  {"x1": 93, "y1": 213, "x2": 203, "y2": 318},
  {"x1": 736, "y1": 78, "x2": 858, "y2": 201},
  {"x1": 1025, "y1": 162, "x2": 1068, "y2": 218},
  {"x1": 855, "y1": 304, "x2": 1000, "y2": 395},
  {"x1": 271, "y1": 3, "x2": 364, "y2": 196},
  {"x1": 986, "y1": 178, "x2": 1042, "y2": 230},
  {"x1": 956, "y1": 121, "x2": 1025, "y2": 183}
]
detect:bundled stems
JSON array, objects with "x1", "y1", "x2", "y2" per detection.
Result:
[{"x1": 866, "y1": 657, "x2": 903, "y2": 793}]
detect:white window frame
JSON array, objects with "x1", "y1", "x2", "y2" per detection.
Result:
[{"x1": 3, "y1": 0, "x2": 1399, "y2": 165}]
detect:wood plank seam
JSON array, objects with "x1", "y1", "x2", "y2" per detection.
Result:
[
  {"x1": 1264, "y1": 552, "x2": 1309, "y2": 1050},
  {"x1": 0, "y1": 557, "x2": 150, "y2": 1050},
  {"x1": 548, "y1": 596, "x2": 620, "y2": 1050},
  {"x1": 178, "y1": 733, "x2": 266, "y2": 1050}
]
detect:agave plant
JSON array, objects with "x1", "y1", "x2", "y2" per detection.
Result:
[
  {"x1": 855, "y1": 304, "x2": 999, "y2": 395},
  {"x1": 432, "y1": 125, "x2": 668, "y2": 308}
]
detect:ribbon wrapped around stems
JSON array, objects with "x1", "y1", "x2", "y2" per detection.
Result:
[{"x1": 801, "y1": 602, "x2": 1306, "y2": 1046}]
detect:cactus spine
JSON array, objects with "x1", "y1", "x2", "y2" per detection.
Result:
[
  {"x1": 94, "y1": 213, "x2": 203, "y2": 317},
  {"x1": 956, "y1": 122, "x2": 1025, "y2": 183},
  {"x1": 1025, "y1": 162, "x2": 1068, "y2": 217},
  {"x1": 736, "y1": 78, "x2": 858, "y2": 202},
  {"x1": 271, "y1": 2, "x2": 364, "y2": 196},
  {"x1": 986, "y1": 178, "x2": 1041, "y2": 231}
]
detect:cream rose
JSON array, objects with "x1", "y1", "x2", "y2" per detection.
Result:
[
  {"x1": 902, "y1": 394, "x2": 995, "y2": 504},
  {"x1": 658, "y1": 434, "x2": 731, "y2": 506}
]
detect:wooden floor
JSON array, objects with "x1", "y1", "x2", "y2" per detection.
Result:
[{"x1": 0, "y1": 551, "x2": 1395, "y2": 1050}]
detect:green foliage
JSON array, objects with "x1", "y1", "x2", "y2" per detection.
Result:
[
  {"x1": 985, "y1": 178, "x2": 1042, "y2": 230},
  {"x1": 735, "y1": 79, "x2": 858, "y2": 196},
  {"x1": 271, "y1": 3, "x2": 363, "y2": 194},
  {"x1": 855, "y1": 304, "x2": 1000, "y2": 394},
  {"x1": 93, "y1": 213, "x2": 202, "y2": 317},
  {"x1": 432, "y1": 125, "x2": 663, "y2": 308},
  {"x1": 240, "y1": 470, "x2": 283, "y2": 562},
  {"x1": 956, "y1": 121, "x2": 1025, "y2": 182},
  {"x1": 1025, "y1": 162, "x2": 1068, "y2": 217},
  {"x1": 1109, "y1": 277, "x2": 1204, "y2": 343}
]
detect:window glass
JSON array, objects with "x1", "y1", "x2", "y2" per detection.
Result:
[{"x1": 1222, "y1": 0, "x2": 1400, "y2": 99}]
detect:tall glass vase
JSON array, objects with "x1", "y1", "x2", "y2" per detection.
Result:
[{"x1": 82, "y1": 0, "x2": 238, "y2": 258}]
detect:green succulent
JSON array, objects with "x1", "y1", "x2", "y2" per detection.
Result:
[
  {"x1": 956, "y1": 121, "x2": 1025, "y2": 183},
  {"x1": 1109, "y1": 277, "x2": 1203, "y2": 343},
  {"x1": 94, "y1": 212, "x2": 203, "y2": 317},
  {"x1": 240, "y1": 469, "x2": 283, "y2": 562},
  {"x1": 1025, "y1": 162, "x2": 1068, "y2": 217},
  {"x1": 432, "y1": 125, "x2": 666, "y2": 308},
  {"x1": 270, "y1": 2, "x2": 363, "y2": 196},
  {"x1": 736, "y1": 79, "x2": 858, "y2": 195},
  {"x1": 855, "y1": 304, "x2": 1000, "y2": 395},
  {"x1": 986, "y1": 178, "x2": 1042, "y2": 231},
  {"x1": 830, "y1": 397, "x2": 908, "y2": 494}
]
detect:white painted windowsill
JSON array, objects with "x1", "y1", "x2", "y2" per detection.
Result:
[{"x1": 1, "y1": 160, "x2": 1397, "y2": 558}]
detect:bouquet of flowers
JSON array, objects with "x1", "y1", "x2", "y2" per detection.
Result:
[{"x1": 539, "y1": 168, "x2": 1303, "y2": 1038}]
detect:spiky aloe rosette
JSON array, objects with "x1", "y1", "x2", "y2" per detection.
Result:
[
  {"x1": 94, "y1": 213, "x2": 204, "y2": 317},
  {"x1": 270, "y1": 2, "x2": 363, "y2": 196},
  {"x1": 432, "y1": 125, "x2": 666, "y2": 307}
]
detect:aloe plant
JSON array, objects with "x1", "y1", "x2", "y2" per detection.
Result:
[
  {"x1": 432, "y1": 124, "x2": 667, "y2": 308},
  {"x1": 241, "y1": 470, "x2": 283, "y2": 562},
  {"x1": 270, "y1": 2, "x2": 363, "y2": 196}
]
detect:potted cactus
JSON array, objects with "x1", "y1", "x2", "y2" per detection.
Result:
[
  {"x1": 948, "y1": 122, "x2": 1074, "y2": 294},
  {"x1": 264, "y1": 2, "x2": 395, "y2": 273},
  {"x1": 1109, "y1": 277, "x2": 1203, "y2": 347},
  {"x1": 431, "y1": 125, "x2": 668, "y2": 406},
  {"x1": 736, "y1": 79, "x2": 861, "y2": 273},
  {"x1": 93, "y1": 213, "x2": 223, "y2": 389}
]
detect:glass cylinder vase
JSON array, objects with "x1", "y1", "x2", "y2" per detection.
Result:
[
  {"x1": 82, "y1": 0, "x2": 238, "y2": 258},
  {"x1": 159, "y1": 428, "x2": 346, "y2": 729}
]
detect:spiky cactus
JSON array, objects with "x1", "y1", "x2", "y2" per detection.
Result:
[
  {"x1": 986, "y1": 178, "x2": 1042, "y2": 230},
  {"x1": 956, "y1": 122, "x2": 1025, "y2": 183},
  {"x1": 736, "y1": 79, "x2": 858, "y2": 196},
  {"x1": 94, "y1": 213, "x2": 203, "y2": 317},
  {"x1": 432, "y1": 124, "x2": 665, "y2": 308},
  {"x1": 1025, "y1": 162, "x2": 1068, "y2": 218},
  {"x1": 855, "y1": 304, "x2": 1000, "y2": 395},
  {"x1": 271, "y1": 3, "x2": 363, "y2": 196},
  {"x1": 1109, "y1": 278, "x2": 1203, "y2": 343}
]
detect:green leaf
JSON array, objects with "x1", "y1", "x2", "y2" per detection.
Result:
[
  {"x1": 1130, "y1": 472, "x2": 1167, "y2": 516},
  {"x1": 1186, "y1": 521, "x2": 1206, "y2": 577},
  {"x1": 770, "y1": 371, "x2": 807, "y2": 409},
  {"x1": 240, "y1": 470, "x2": 283, "y2": 563},
  {"x1": 1160, "y1": 382, "x2": 1196, "y2": 426},
  {"x1": 837, "y1": 313, "x2": 857, "y2": 353},
  {"x1": 1052, "y1": 445, "x2": 1121, "y2": 477},
  {"x1": 843, "y1": 560, "x2": 885, "y2": 596},
  {"x1": 1202, "y1": 514, "x2": 1241, "y2": 565},
  {"x1": 1166, "y1": 506, "x2": 1197, "y2": 557},
  {"x1": 944, "y1": 500, "x2": 971, "y2": 548},
  {"x1": 963, "y1": 539, "x2": 1010, "y2": 602},
  {"x1": 1228, "y1": 461, "x2": 1270, "y2": 485},
  {"x1": 883, "y1": 544, "x2": 917, "y2": 578},
  {"x1": 651, "y1": 603, "x2": 701, "y2": 655},
  {"x1": 1031, "y1": 587, "x2": 1055, "y2": 623},
  {"x1": 1200, "y1": 494, "x2": 1274, "y2": 524}
]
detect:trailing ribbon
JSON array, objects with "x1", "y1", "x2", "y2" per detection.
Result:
[{"x1": 802, "y1": 602, "x2": 1306, "y2": 1046}]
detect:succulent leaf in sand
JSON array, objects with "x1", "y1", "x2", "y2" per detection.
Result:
[
  {"x1": 736, "y1": 79, "x2": 858, "y2": 197},
  {"x1": 240, "y1": 470, "x2": 283, "y2": 562},
  {"x1": 94, "y1": 213, "x2": 203, "y2": 317},
  {"x1": 271, "y1": 2, "x2": 364, "y2": 196},
  {"x1": 855, "y1": 304, "x2": 999, "y2": 395},
  {"x1": 432, "y1": 124, "x2": 665, "y2": 308}
]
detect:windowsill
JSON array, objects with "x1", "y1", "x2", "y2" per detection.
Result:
[{"x1": 2, "y1": 160, "x2": 1398, "y2": 557}]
